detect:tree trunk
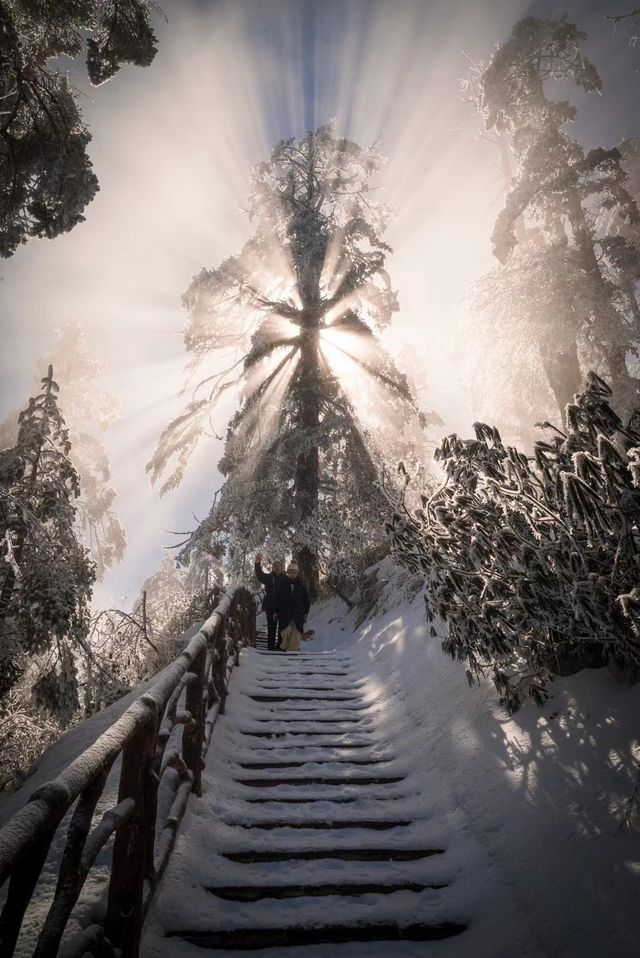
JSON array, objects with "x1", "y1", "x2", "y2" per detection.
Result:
[
  {"x1": 566, "y1": 189, "x2": 637, "y2": 417},
  {"x1": 539, "y1": 340, "x2": 582, "y2": 427},
  {"x1": 295, "y1": 322, "x2": 320, "y2": 601}
]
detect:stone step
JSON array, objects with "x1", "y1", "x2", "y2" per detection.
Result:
[
  {"x1": 236, "y1": 736, "x2": 376, "y2": 748},
  {"x1": 231, "y1": 819, "x2": 411, "y2": 830},
  {"x1": 168, "y1": 920, "x2": 467, "y2": 950},
  {"x1": 247, "y1": 694, "x2": 364, "y2": 704},
  {"x1": 223, "y1": 847, "x2": 444, "y2": 864},
  {"x1": 244, "y1": 796, "x2": 359, "y2": 805},
  {"x1": 252, "y1": 715, "x2": 362, "y2": 735},
  {"x1": 237, "y1": 758, "x2": 389, "y2": 770},
  {"x1": 257, "y1": 684, "x2": 364, "y2": 692},
  {"x1": 205, "y1": 880, "x2": 446, "y2": 901},
  {"x1": 235, "y1": 775, "x2": 404, "y2": 788}
]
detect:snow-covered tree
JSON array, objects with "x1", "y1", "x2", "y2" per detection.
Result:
[
  {"x1": 148, "y1": 125, "x2": 429, "y2": 598},
  {"x1": 0, "y1": 366, "x2": 95, "y2": 698},
  {"x1": 0, "y1": 0, "x2": 158, "y2": 256},
  {"x1": 468, "y1": 17, "x2": 640, "y2": 425},
  {"x1": 0, "y1": 324, "x2": 126, "y2": 578},
  {"x1": 385, "y1": 372, "x2": 640, "y2": 713}
]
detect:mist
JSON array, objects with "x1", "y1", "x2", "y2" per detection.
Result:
[{"x1": 0, "y1": 0, "x2": 637, "y2": 608}]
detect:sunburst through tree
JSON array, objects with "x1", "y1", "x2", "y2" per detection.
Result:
[{"x1": 147, "y1": 124, "x2": 430, "y2": 597}]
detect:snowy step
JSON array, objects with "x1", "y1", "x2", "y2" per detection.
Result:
[
  {"x1": 244, "y1": 795, "x2": 360, "y2": 804},
  {"x1": 231, "y1": 819, "x2": 412, "y2": 831},
  {"x1": 205, "y1": 881, "x2": 446, "y2": 901},
  {"x1": 240, "y1": 784, "x2": 414, "y2": 802},
  {"x1": 257, "y1": 683, "x2": 365, "y2": 692},
  {"x1": 166, "y1": 920, "x2": 467, "y2": 950},
  {"x1": 251, "y1": 710, "x2": 370, "y2": 725},
  {"x1": 223, "y1": 847, "x2": 444, "y2": 863},
  {"x1": 256, "y1": 670, "x2": 352, "y2": 679},
  {"x1": 236, "y1": 758, "x2": 391, "y2": 769},
  {"x1": 246, "y1": 695, "x2": 372, "y2": 721},
  {"x1": 234, "y1": 775, "x2": 405, "y2": 787},
  {"x1": 239, "y1": 728, "x2": 375, "y2": 748},
  {"x1": 233, "y1": 743, "x2": 389, "y2": 755},
  {"x1": 247, "y1": 694, "x2": 364, "y2": 703},
  {"x1": 143, "y1": 637, "x2": 470, "y2": 958},
  {"x1": 235, "y1": 737, "x2": 378, "y2": 748}
]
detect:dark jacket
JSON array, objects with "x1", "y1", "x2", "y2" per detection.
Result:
[
  {"x1": 254, "y1": 562, "x2": 281, "y2": 612},
  {"x1": 274, "y1": 574, "x2": 310, "y2": 632}
]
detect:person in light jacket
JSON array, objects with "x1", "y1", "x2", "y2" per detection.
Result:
[{"x1": 274, "y1": 561, "x2": 310, "y2": 652}]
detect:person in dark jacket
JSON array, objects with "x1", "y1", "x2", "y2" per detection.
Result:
[
  {"x1": 274, "y1": 561, "x2": 310, "y2": 649},
  {"x1": 254, "y1": 554, "x2": 284, "y2": 651}
]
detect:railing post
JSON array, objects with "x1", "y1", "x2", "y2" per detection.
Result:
[
  {"x1": 32, "y1": 763, "x2": 114, "y2": 958},
  {"x1": 105, "y1": 710, "x2": 156, "y2": 958},
  {"x1": 183, "y1": 648, "x2": 206, "y2": 796},
  {"x1": 215, "y1": 631, "x2": 228, "y2": 715},
  {"x1": 0, "y1": 829, "x2": 55, "y2": 958}
]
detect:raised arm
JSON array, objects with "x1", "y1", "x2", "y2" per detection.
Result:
[{"x1": 254, "y1": 554, "x2": 270, "y2": 586}]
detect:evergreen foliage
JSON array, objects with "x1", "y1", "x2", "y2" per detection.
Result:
[
  {"x1": 0, "y1": 0, "x2": 158, "y2": 256},
  {"x1": 38, "y1": 323, "x2": 126, "y2": 579},
  {"x1": 0, "y1": 325, "x2": 126, "y2": 578},
  {"x1": 148, "y1": 124, "x2": 429, "y2": 597},
  {"x1": 0, "y1": 366, "x2": 95, "y2": 698},
  {"x1": 384, "y1": 373, "x2": 640, "y2": 713}
]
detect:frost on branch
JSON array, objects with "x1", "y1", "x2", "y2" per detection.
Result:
[
  {"x1": 385, "y1": 372, "x2": 640, "y2": 713},
  {"x1": 462, "y1": 16, "x2": 640, "y2": 438},
  {"x1": 0, "y1": 1, "x2": 158, "y2": 256}
]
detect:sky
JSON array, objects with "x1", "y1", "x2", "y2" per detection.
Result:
[{"x1": 1, "y1": 0, "x2": 639, "y2": 608}]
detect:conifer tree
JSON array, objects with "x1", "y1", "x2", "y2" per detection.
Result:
[
  {"x1": 0, "y1": 324, "x2": 126, "y2": 578},
  {"x1": 473, "y1": 17, "x2": 640, "y2": 422},
  {"x1": 0, "y1": 0, "x2": 158, "y2": 256},
  {"x1": 148, "y1": 125, "x2": 427, "y2": 598},
  {"x1": 0, "y1": 366, "x2": 95, "y2": 697}
]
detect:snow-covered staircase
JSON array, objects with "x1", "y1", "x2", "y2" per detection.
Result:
[{"x1": 143, "y1": 648, "x2": 469, "y2": 955}]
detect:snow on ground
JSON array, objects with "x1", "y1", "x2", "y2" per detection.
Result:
[
  {"x1": 142, "y1": 575, "x2": 640, "y2": 958},
  {"x1": 308, "y1": 591, "x2": 640, "y2": 956},
  {"x1": 3, "y1": 578, "x2": 640, "y2": 957}
]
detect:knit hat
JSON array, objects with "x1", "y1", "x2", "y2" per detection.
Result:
[{"x1": 287, "y1": 561, "x2": 299, "y2": 573}]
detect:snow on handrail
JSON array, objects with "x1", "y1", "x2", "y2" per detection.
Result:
[{"x1": 0, "y1": 584, "x2": 257, "y2": 958}]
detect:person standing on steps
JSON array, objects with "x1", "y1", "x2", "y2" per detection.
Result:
[
  {"x1": 254, "y1": 554, "x2": 285, "y2": 652},
  {"x1": 275, "y1": 561, "x2": 310, "y2": 653}
]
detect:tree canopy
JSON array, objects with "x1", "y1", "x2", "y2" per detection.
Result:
[
  {"x1": 0, "y1": 0, "x2": 158, "y2": 256},
  {"x1": 465, "y1": 16, "x2": 640, "y2": 432},
  {"x1": 149, "y1": 124, "x2": 430, "y2": 595}
]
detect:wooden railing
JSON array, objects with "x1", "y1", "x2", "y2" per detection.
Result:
[{"x1": 0, "y1": 585, "x2": 256, "y2": 958}]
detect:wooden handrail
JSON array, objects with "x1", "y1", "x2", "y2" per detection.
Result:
[{"x1": 0, "y1": 585, "x2": 257, "y2": 958}]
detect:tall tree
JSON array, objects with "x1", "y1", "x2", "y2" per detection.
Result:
[
  {"x1": 0, "y1": 323, "x2": 126, "y2": 579},
  {"x1": 0, "y1": 0, "x2": 158, "y2": 256},
  {"x1": 477, "y1": 16, "x2": 640, "y2": 421},
  {"x1": 148, "y1": 125, "x2": 427, "y2": 598},
  {"x1": 0, "y1": 366, "x2": 95, "y2": 697}
]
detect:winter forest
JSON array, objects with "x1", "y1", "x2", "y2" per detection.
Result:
[{"x1": 2, "y1": 1, "x2": 640, "y2": 956}]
